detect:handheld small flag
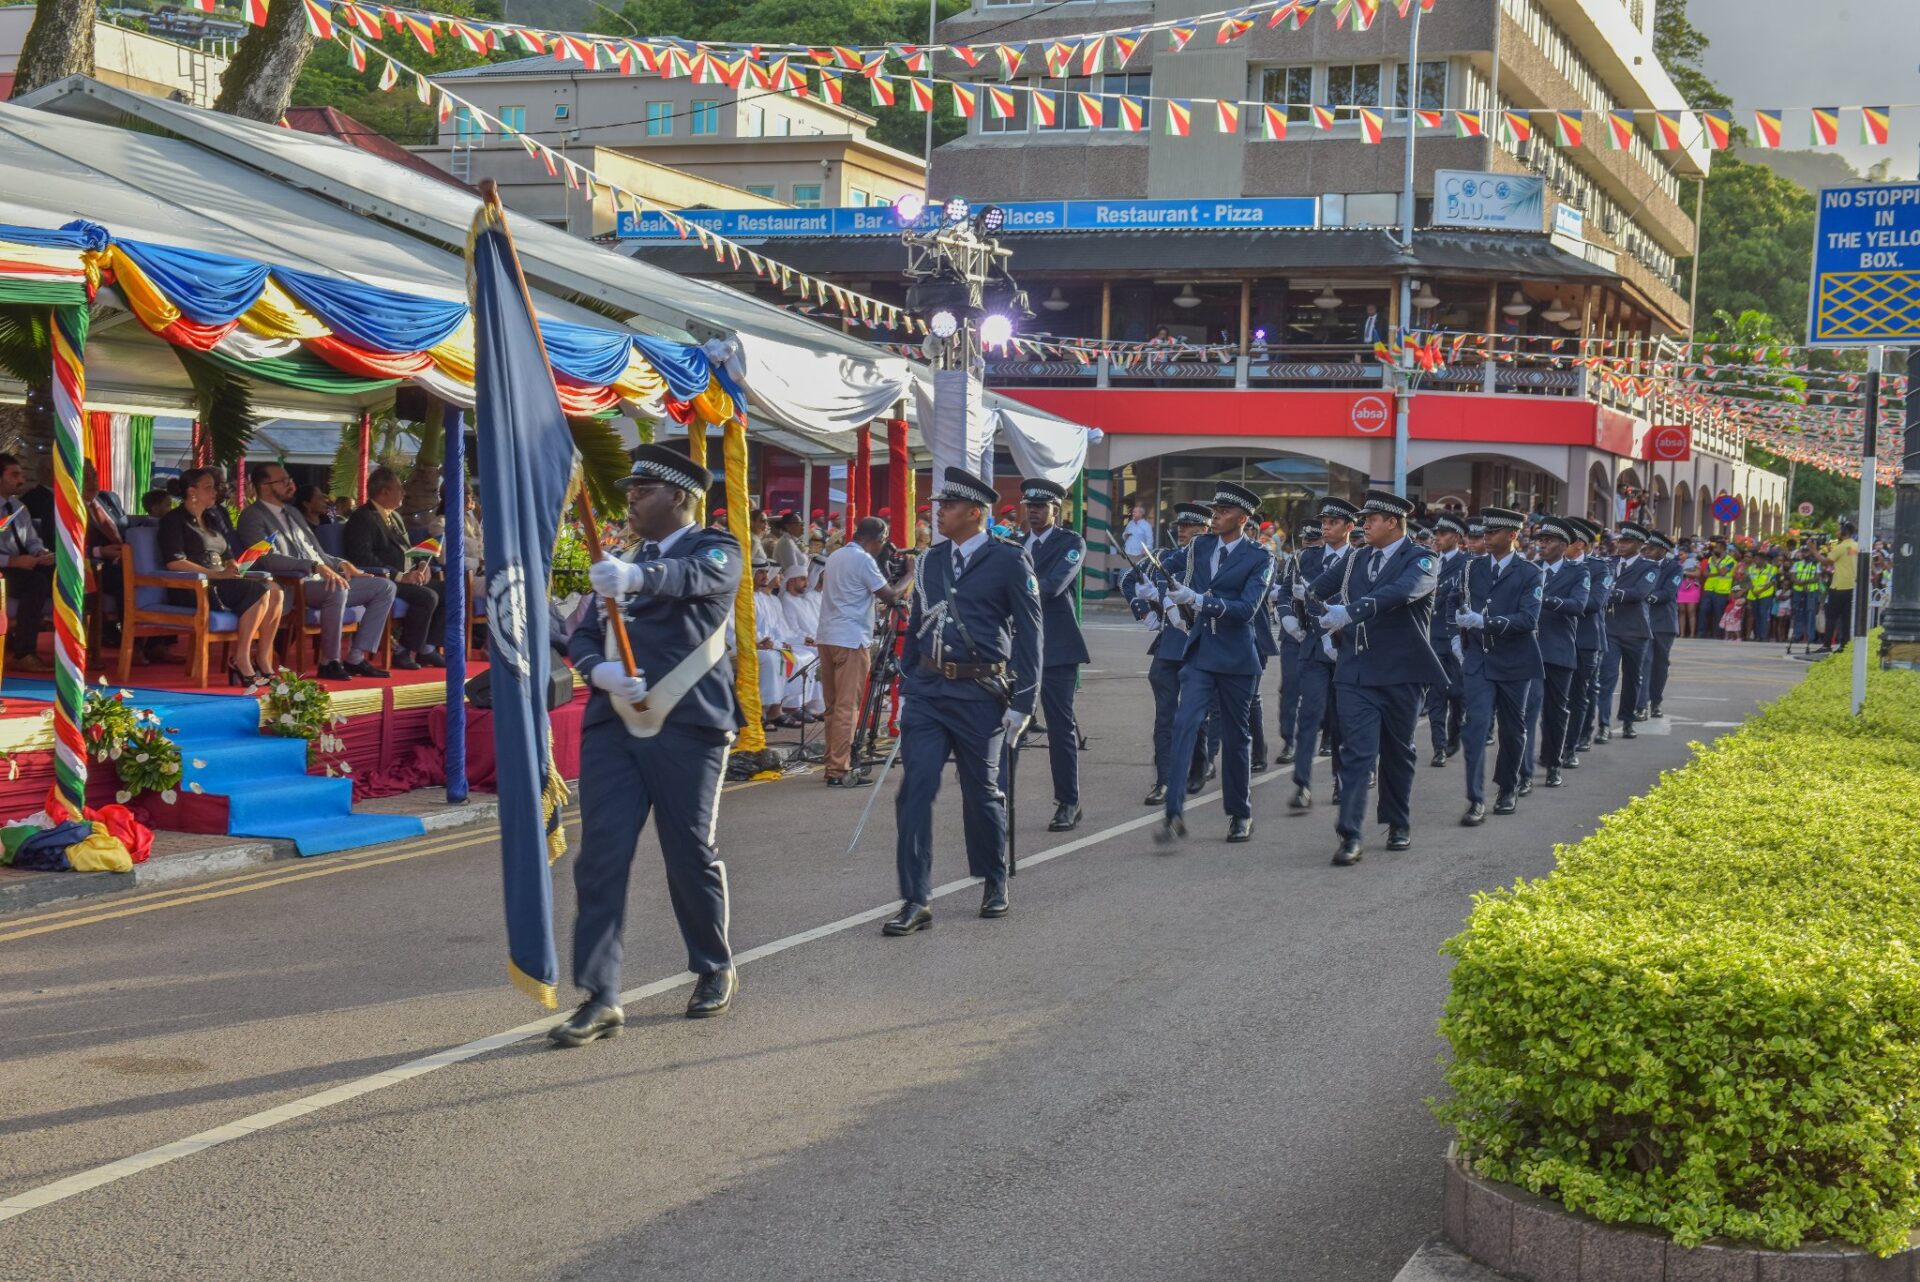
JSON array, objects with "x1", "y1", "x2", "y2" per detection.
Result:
[
  {"x1": 232, "y1": 536, "x2": 274, "y2": 570},
  {"x1": 1751, "y1": 108, "x2": 1783, "y2": 149},
  {"x1": 407, "y1": 538, "x2": 443, "y2": 561}
]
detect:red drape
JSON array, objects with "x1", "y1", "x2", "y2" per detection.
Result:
[
  {"x1": 88, "y1": 411, "x2": 112, "y2": 488},
  {"x1": 886, "y1": 417, "x2": 909, "y2": 536},
  {"x1": 851, "y1": 424, "x2": 871, "y2": 529},
  {"x1": 356, "y1": 410, "x2": 372, "y2": 504}
]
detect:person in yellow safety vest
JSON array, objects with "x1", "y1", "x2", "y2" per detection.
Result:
[
  {"x1": 1788, "y1": 546, "x2": 1824, "y2": 647},
  {"x1": 1698, "y1": 540, "x2": 1736, "y2": 640},
  {"x1": 1745, "y1": 551, "x2": 1779, "y2": 642}
]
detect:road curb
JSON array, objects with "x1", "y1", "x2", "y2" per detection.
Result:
[{"x1": 1394, "y1": 1236, "x2": 1514, "y2": 1282}]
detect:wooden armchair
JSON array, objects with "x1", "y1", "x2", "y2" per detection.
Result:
[{"x1": 118, "y1": 524, "x2": 244, "y2": 686}]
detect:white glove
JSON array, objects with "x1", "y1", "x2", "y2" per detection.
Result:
[
  {"x1": 1170, "y1": 584, "x2": 1200, "y2": 607},
  {"x1": 1001, "y1": 708, "x2": 1030, "y2": 740},
  {"x1": 1320, "y1": 634, "x2": 1337, "y2": 661},
  {"x1": 1319, "y1": 603, "x2": 1352, "y2": 632},
  {"x1": 893, "y1": 695, "x2": 907, "y2": 722},
  {"x1": 1450, "y1": 636, "x2": 1464, "y2": 663},
  {"x1": 1280, "y1": 615, "x2": 1305, "y2": 642},
  {"x1": 1291, "y1": 580, "x2": 1307, "y2": 601},
  {"x1": 1455, "y1": 608, "x2": 1485, "y2": 630},
  {"x1": 589, "y1": 661, "x2": 648, "y2": 704},
  {"x1": 589, "y1": 557, "x2": 644, "y2": 599},
  {"x1": 1133, "y1": 579, "x2": 1158, "y2": 603}
]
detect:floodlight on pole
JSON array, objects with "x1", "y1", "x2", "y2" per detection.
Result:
[
  {"x1": 973, "y1": 204, "x2": 1005, "y2": 236},
  {"x1": 979, "y1": 314, "x2": 1014, "y2": 348},
  {"x1": 929, "y1": 310, "x2": 960, "y2": 338},
  {"x1": 893, "y1": 191, "x2": 926, "y2": 225},
  {"x1": 944, "y1": 196, "x2": 970, "y2": 224}
]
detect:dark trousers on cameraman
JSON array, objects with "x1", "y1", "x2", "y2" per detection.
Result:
[{"x1": 819, "y1": 643, "x2": 870, "y2": 780}]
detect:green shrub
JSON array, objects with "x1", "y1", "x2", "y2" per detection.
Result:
[{"x1": 1434, "y1": 653, "x2": 1920, "y2": 1254}]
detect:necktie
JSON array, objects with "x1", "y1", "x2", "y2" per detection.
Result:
[
  {"x1": 635, "y1": 540, "x2": 660, "y2": 562},
  {"x1": 953, "y1": 549, "x2": 967, "y2": 578},
  {"x1": 1369, "y1": 549, "x2": 1384, "y2": 578}
]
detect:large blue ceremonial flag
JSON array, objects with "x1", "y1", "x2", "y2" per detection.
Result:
[{"x1": 467, "y1": 198, "x2": 573, "y2": 1008}]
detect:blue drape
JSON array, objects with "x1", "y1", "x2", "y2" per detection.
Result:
[
  {"x1": 441, "y1": 407, "x2": 469, "y2": 805},
  {"x1": 275, "y1": 265, "x2": 469, "y2": 352},
  {"x1": 117, "y1": 238, "x2": 272, "y2": 327},
  {"x1": 630, "y1": 333, "x2": 716, "y2": 402},
  {"x1": 540, "y1": 317, "x2": 638, "y2": 386},
  {"x1": 0, "y1": 219, "x2": 108, "y2": 251}
]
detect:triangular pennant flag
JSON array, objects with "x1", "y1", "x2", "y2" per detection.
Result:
[
  {"x1": 513, "y1": 28, "x2": 545, "y2": 53},
  {"x1": 1031, "y1": 87, "x2": 1058, "y2": 127},
  {"x1": 1110, "y1": 32, "x2": 1140, "y2": 66},
  {"x1": 1216, "y1": 14, "x2": 1254, "y2": 42},
  {"x1": 1701, "y1": 109, "x2": 1732, "y2": 150},
  {"x1": 403, "y1": 13, "x2": 435, "y2": 55},
  {"x1": 1607, "y1": 109, "x2": 1635, "y2": 149},
  {"x1": 299, "y1": 0, "x2": 331, "y2": 38},
  {"x1": 1261, "y1": 104, "x2": 1288, "y2": 140},
  {"x1": 996, "y1": 43, "x2": 1024, "y2": 79},
  {"x1": 1751, "y1": 108, "x2": 1783, "y2": 149},
  {"x1": 833, "y1": 45, "x2": 863, "y2": 69},
  {"x1": 819, "y1": 68, "x2": 845, "y2": 105},
  {"x1": 437, "y1": 89, "x2": 453, "y2": 123},
  {"x1": 1216, "y1": 100, "x2": 1240, "y2": 134},
  {"x1": 378, "y1": 57, "x2": 399, "y2": 91},
  {"x1": 1167, "y1": 25, "x2": 1196, "y2": 51},
  {"x1": 1079, "y1": 36, "x2": 1105, "y2": 75},
  {"x1": 1043, "y1": 40, "x2": 1075, "y2": 76},
  {"x1": 1811, "y1": 107, "x2": 1840, "y2": 146},
  {"x1": 340, "y1": 2, "x2": 382, "y2": 39},
  {"x1": 898, "y1": 46, "x2": 927, "y2": 72},
  {"x1": 868, "y1": 71, "x2": 895, "y2": 107},
  {"x1": 1357, "y1": 106, "x2": 1385, "y2": 144},
  {"x1": 414, "y1": 71, "x2": 431, "y2": 104},
  {"x1": 1415, "y1": 108, "x2": 1443, "y2": 130},
  {"x1": 1311, "y1": 104, "x2": 1336, "y2": 131},
  {"x1": 1116, "y1": 95, "x2": 1146, "y2": 132},
  {"x1": 986, "y1": 84, "x2": 1017, "y2": 119},
  {"x1": 1165, "y1": 99, "x2": 1192, "y2": 137},
  {"x1": 952, "y1": 44, "x2": 980, "y2": 68},
  {"x1": 1268, "y1": 0, "x2": 1299, "y2": 25},
  {"x1": 452, "y1": 20, "x2": 490, "y2": 54},
  {"x1": 347, "y1": 34, "x2": 367, "y2": 71},
  {"x1": 950, "y1": 82, "x2": 977, "y2": 117},
  {"x1": 1862, "y1": 106, "x2": 1891, "y2": 146},
  {"x1": 1351, "y1": 0, "x2": 1380, "y2": 29}
]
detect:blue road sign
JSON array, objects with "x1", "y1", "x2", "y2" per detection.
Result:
[
  {"x1": 1808, "y1": 183, "x2": 1920, "y2": 346},
  {"x1": 1713, "y1": 494, "x2": 1743, "y2": 525}
]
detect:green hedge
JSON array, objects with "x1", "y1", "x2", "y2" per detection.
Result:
[{"x1": 1434, "y1": 652, "x2": 1920, "y2": 1254}]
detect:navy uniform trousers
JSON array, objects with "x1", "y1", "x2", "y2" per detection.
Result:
[
  {"x1": 1568, "y1": 647, "x2": 1600, "y2": 754},
  {"x1": 574, "y1": 720, "x2": 732, "y2": 1004},
  {"x1": 1537, "y1": 666, "x2": 1576, "y2": 776},
  {"x1": 1149, "y1": 655, "x2": 1213, "y2": 786},
  {"x1": 1518, "y1": 676, "x2": 1544, "y2": 784},
  {"x1": 1167, "y1": 665, "x2": 1254, "y2": 820},
  {"x1": 1647, "y1": 632, "x2": 1675, "y2": 708},
  {"x1": 1333, "y1": 683, "x2": 1420, "y2": 839},
  {"x1": 1596, "y1": 635, "x2": 1621, "y2": 733},
  {"x1": 1040, "y1": 664, "x2": 1079, "y2": 807},
  {"x1": 1291, "y1": 657, "x2": 1341, "y2": 790},
  {"x1": 1614, "y1": 636, "x2": 1650, "y2": 724},
  {"x1": 895, "y1": 693, "x2": 1008, "y2": 905},
  {"x1": 1425, "y1": 651, "x2": 1465, "y2": 754},
  {"x1": 1277, "y1": 638, "x2": 1303, "y2": 750},
  {"x1": 1462, "y1": 669, "x2": 1530, "y2": 804},
  {"x1": 1241, "y1": 659, "x2": 1269, "y2": 765}
]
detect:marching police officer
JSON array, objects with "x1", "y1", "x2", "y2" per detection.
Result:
[
  {"x1": 1455, "y1": 507, "x2": 1543, "y2": 823},
  {"x1": 887, "y1": 466, "x2": 1042, "y2": 935},
  {"x1": 556, "y1": 446, "x2": 743, "y2": 1047},
  {"x1": 1424, "y1": 513, "x2": 1469, "y2": 766},
  {"x1": 1565, "y1": 518, "x2": 1610, "y2": 759},
  {"x1": 1643, "y1": 530, "x2": 1682, "y2": 718},
  {"x1": 1533, "y1": 516, "x2": 1589, "y2": 789},
  {"x1": 1274, "y1": 523, "x2": 1320, "y2": 766},
  {"x1": 1156, "y1": 481, "x2": 1274, "y2": 845},
  {"x1": 1603, "y1": 521, "x2": 1658, "y2": 741},
  {"x1": 1286, "y1": 499, "x2": 1357, "y2": 812},
  {"x1": 1017, "y1": 477, "x2": 1089, "y2": 832},
  {"x1": 1247, "y1": 533, "x2": 1282, "y2": 775},
  {"x1": 1124, "y1": 502, "x2": 1210, "y2": 805},
  {"x1": 1312, "y1": 490, "x2": 1445, "y2": 866}
]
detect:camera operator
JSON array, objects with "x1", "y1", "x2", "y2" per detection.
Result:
[{"x1": 817, "y1": 516, "x2": 915, "y2": 786}]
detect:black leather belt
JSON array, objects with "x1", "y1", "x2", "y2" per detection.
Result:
[{"x1": 920, "y1": 658, "x2": 1006, "y2": 680}]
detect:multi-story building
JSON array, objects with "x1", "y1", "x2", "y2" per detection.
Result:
[
  {"x1": 0, "y1": 6, "x2": 228, "y2": 105},
  {"x1": 417, "y1": 55, "x2": 926, "y2": 235}
]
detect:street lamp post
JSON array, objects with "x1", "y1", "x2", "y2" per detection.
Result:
[
  {"x1": 1391, "y1": 0, "x2": 1424, "y2": 495},
  {"x1": 1881, "y1": 347, "x2": 1920, "y2": 670}
]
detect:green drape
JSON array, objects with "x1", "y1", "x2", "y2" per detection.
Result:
[
  {"x1": 128, "y1": 414, "x2": 153, "y2": 499},
  {"x1": 201, "y1": 346, "x2": 402, "y2": 396}
]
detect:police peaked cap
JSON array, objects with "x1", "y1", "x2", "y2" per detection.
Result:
[
  {"x1": 1566, "y1": 517, "x2": 1598, "y2": 543},
  {"x1": 1433, "y1": 513, "x2": 1469, "y2": 538},
  {"x1": 1319, "y1": 496, "x2": 1360, "y2": 521},
  {"x1": 1173, "y1": 502, "x2": 1212, "y2": 526},
  {"x1": 619, "y1": 444, "x2": 710, "y2": 495},
  {"x1": 1211, "y1": 481, "x2": 1261, "y2": 515},
  {"x1": 1466, "y1": 519, "x2": 1487, "y2": 536},
  {"x1": 1299, "y1": 524, "x2": 1323, "y2": 543},
  {"x1": 1361, "y1": 489, "x2": 1414, "y2": 519},
  {"x1": 1480, "y1": 507, "x2": 1526, "y2": 532},
  {"x1": 1021, "y1": 477, "x2": 1068, "y2": 504},
  {"x1": 1535, "y1": 515, "x2": 1575, "y2": 542},
  {"x1": 1646, "y1": 529, "x2": 1675, "y2": 551},
  {"x1": 1616, "y1": 521, "x2": 1650, "y2": 543},
  {"x1": 936, "y1": 466, "x2": 997, "y2": 507}
]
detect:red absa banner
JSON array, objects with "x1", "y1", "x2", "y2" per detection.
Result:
[
  {"x1": 1000, "y1": 389, "x2": 1402, "y2": 438},
  {"x1": 1644, "y1": 423, "x2": 1692, "y2": 462}
]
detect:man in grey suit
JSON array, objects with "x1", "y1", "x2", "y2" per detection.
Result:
[{"x1": 238, "y1": 462, "x2": 396, "y2": 680}]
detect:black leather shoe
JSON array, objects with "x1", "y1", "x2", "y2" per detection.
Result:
[
  {"x1": 1144, "y1": 783, "x2": 1167, "y2": 806},
  {"x1": 882, "y1": 902, "x2": 932, "y2": 936},
  {"x1": 1493, "y1": 791, "x2": 1517, "y2": 816},
  {"x1": 1317, "y1": 744, "x2": 1332, "y2": 758},
  {"x1": 1620, "y1": 723, "x2": 1638, "y2": 740},
  {"x1": 390, "y1": 651, "x2": 422, "y2": 671},
  {"x1": 549, "y1": 1000, "x2": 623, "y2": 1047},
  {"x1": 686, "y1": 969, "x2": 736, "y2": 1018},
  {"x1": 1430, "y1": 750, "x2": 1447, "y2": 767},
  {"x1": 419, "y1": 650, "x2": 448, "y2": 668},
  {"x1": 1545, "y1": 767, "x2": 1563, "y2": 788},
  {"x1": 1227, "y1": 816, "x2": 1253, "y2": 843},
  {"x1": 1186, "y1": 775, "x2": 1205, "y2": 796},
  {"x1": 1562, "y1": 754, "x2": 1581, "y2": 770},
  {"x1": 980, "y1": 883, "x2": 1009, "y2": 918},
  {"x1": 1635, "y1": 706, "x2": 1650, "y2": 722},
  {"x1": 1250, "y1": 755, "x2": 1267, "y2": 774},
  {"x1": 1518, "y1": 779, "x2": 1534, "y2": 797},
  {"x1": 1277, "y1": 746, "x2": 1296, "y2": 765},
  {"x1": 1575, "y1": 737, "x2": 1593, "y2": 752},
  {"x1": 1049, "y1": 802, "x2": 1081, "y2": 832},
  {"x1": 1650, "y1": 703, "x2": 1663, "y2": 718},
  {"x1": 345, "y1": 659, "x2": 390, "y2": 679},
  {"x1": 1461, "y1": 802, "x2": 1486, "y2": 826},
  {"x1": 315, "y1": 660, "x2": 352, "y2": 681},
  {"x1": 1288, "y1": 785, "x2": 1312, "y2": 811},
  {"x1": 1332, "y1": 836, "x2": 1362, "y2": 866},
  {"x1": 1595, "y1": 725, "x2": 1612, "y2": 744},
  {"x1": 1445, "y1": 738, "x2": 1462, "y2": 759},
  {"x1": 1152, "y1": 814, "x2": 1187, "y2": 846},
  {"x1": 1205, "y1": 763, "x2": 1217, "y2": 782},
  {"x1": 1386, "y1": 825, "x2": 1412, "y2": 851}
]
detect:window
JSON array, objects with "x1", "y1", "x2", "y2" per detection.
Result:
[
  {"x1": 498, "y1": 105, "x2": 527, "y2": 134},
  {"x1": 792, "y1": 184, "x2": 823, "y2": 208},
  {"x1": 645, "y1": 101, "x2": 673, "y2": 136},
  {"x1": 1039, "y1": 75, "x2": 1090, "y2": 131},
  {"x1": 745, "y1": 184, "x2": 777, "y2": 199},
  {"x1": 850, "y1": 189, "x2": 872, "y2": 206},
  {"x1": 691, "y1": 100, "x2": 719, "y2": 135},
  {"x1": 1393, "y1": 60, "x2": 1447, "y2": 110},
  {"x1": 554, "y1": 103, "x2": 571, "y2": 120},
  {"x1": 740, "y1": 105, "x2": 763, "y2": 137},
  {"x1": 453, "y1": 106, "x2": 484, "y2": 144},
  {"x1": 771, "y1": 114, "x2": 791, "y2": 136},
  {"x1": 1325, "y1": 64, "x2": 1381, "y2": 117},
  {"x1": 1258, "y1": 66, "x2": 1313, "y2": 123},
  {"x1": 1099, "y1": 72, "x2": 1150, "y2": 130},
  {"x1": 981, "y1": 81, "x2": 1030, "y2": 133}
]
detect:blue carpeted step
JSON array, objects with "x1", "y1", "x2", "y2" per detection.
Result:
[
  {"x1": 242, "y1": 812, "x2": 427, "y2": 857},
  {"x1": 179, "y1": 737, "x2": 311, "y2": 787},
  {"x1": 223, "y1": 776, "x2": 356, "y2": 831}
]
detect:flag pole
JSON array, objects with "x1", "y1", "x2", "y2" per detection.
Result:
[{"x1": 574, "y1": 485, "x2": 641, "y2": 683}]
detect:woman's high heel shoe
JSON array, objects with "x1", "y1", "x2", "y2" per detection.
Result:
[{"x1": 228, "y1": 664, "x2": 261, "y2": 688}]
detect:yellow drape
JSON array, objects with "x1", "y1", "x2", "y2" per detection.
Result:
[
  {"x1": 685, "y1": 422, "x2": 708, "y2": 526},
  {"x1": 106, "y1": 248, "x2": 182, "y2": 332},
  {"x1": 238, "y1": 275, "x2": 331, "y2": 340},
  {"x1": 724, "y1": 416, "x2": 765, "y2": 753}
]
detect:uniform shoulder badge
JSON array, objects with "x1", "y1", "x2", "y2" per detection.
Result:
[
  {"x1": 1644, "y1": 568, "x2": 1658, "y2": 584},
  {"x1": 1066, "y1": 547, "x2": 1082, "y2": 564},
  {"x1": 1418, "y1": 555, "x2": 1435, "y2": 573},
  {"x1": 1533, "y1": 584, "x2": 1544, "y2": 600},
  {"x1": 1025, "y1": 574, "x2": 1039, "y2": 595},
  {"x1": 706, "y1": 546, "x2": 729, "y2": 565}
]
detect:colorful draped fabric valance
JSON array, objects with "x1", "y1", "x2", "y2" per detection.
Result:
[{"x1": 0, "y1": 219, "x2": 746, "y2": 425}]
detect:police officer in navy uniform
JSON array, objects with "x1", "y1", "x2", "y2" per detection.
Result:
[
  {"x1": 554, "y1": 446, "x2": 743, "y2": 1047},
  {"x1": 1312, "y1": 490, "x2": 1446, "y2": 866},
  {"x1": 1123, "y1": 502, "x2": 1210, "y2": 805},
  {"x1": 1455, "y1": 507, "x2": 1544, "y2": 824},
  {"x1": 1155, "y1": 480, "x2": 1274, "y2": 845},
  {"x1": 1603, "y1": 521, "x2": 1658, "y2": 740},
  {"x1": 1532, "y1": 515, "x2": 1589, "y2": 790},
  {"x1": 1424, "y1": 513, "x2": 1469, "y2": 766},
  {"x1": 1274, "y1": 523, "x2": 1319, "y2": 767},
  {"x1": 1286, "y1": 498, "x2": 1357, "y2": 813},
  {"x1": 1017, "y1": 477, "x2": 1090, "y2": 832},
  {"x1": 1246, "y1": 534, "x2": 1281, "y2": 775},
  {"x1": 1642, "y1": 530, "x2": 1682, "y2": 718},
  {"x1": 886, "y1": 466, "x2": 1043, "y2": 935},
  {"x1": 1564, "y1": 518, "x2": 1608, "y2": 761}
]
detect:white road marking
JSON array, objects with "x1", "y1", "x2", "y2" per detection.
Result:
[{"x1": 0, "y1": 776, "x2": 1273, "y2": 1224}]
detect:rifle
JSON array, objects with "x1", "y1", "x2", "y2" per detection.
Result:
[{"x1": 1133, "y1": 545, "x2": 1197, "y2": 630}]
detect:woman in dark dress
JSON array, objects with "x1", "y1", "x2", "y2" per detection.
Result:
[{"x1": 157, "y1": 467, "x2": 285, "y2": 686}]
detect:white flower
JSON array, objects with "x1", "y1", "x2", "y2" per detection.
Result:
[
  {"x1": 293, "y1": 690, "x2": 306, "y2": 703},
  {"x1": 135, "y1": 753, "x2": 149, "y2": 764},
  {"x1": 118, "y1": 689, "x2": 132, "y2": 701},
  {"x1": 187, "y1": 782, "x2": 203, "y2": 794},
  {"x1": 323, "y1": 766, "x2": 335, "y2": 777},
  {"x1": 160, "y1": 789, "x2": 177, "y2": 804},
  {"x1": 114, "y1": 790, "x2": 130, "y2": 804},
  {"x1": 278, "y1": 713, "x2": 295, "y2": 726},
  {"x1": 275, "y1": 683, "x2": 290, "y2": 696},
  {"x1": 108, "y1": 745, "x2": 122, "y2": 760},
  {"x1": 191, "y1": 759, "x2": 206, "y2": 769},
  {"x1": 339, "y1": 762, "x2": 352, "y2": 774}
]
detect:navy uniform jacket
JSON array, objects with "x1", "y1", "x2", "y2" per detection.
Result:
[
  {"x1": 1310, "y1": 539, "x2": 1447, "y2": 688},
  {"x1": 1607, "y1": 555, "x2": 1660, "y2": 642},
  {"x1": 1179, "y1": 534, "x2": 1276, "y2": 677},
  {"x1": 900, "y1": 537, "x2": 1043, "y2": 716},
  {"x1": 1294, "y1": 543, "x2": 1352, "y2": 668},
  {"x1": 1021, "y1": 526, "x2": 1090, "y2": 668},
  {"x1": 1124, "y1": 543, "x2": 1195, "y2": 662},
  {"x1": 1428, "y1": 549, "x2": 1467, "y2": 649},
  {"x1": 1252, "y1": 548, "x2": 1281, "y2": 660},
  {"x1": 1646, "y1": 557, "x2": 1684, "y2": 636},
  {"x1": 1461, "y1": 553, "x2": 1545, "y2": 682},
  {"x1": 568, "y1": 524, "x2": 743, "y2": 734},
  {"x1": 1573, "y1": 557, "x2": 1610, "y2": 652},
  {"x1": 1536, "y1": 557, "x2": 1589, "y2": 669}
]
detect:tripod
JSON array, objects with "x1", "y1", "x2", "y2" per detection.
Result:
[{"x1": 852, "y1": 602, "x2": 908, "y2": 777}]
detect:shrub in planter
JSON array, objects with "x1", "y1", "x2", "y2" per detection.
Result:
[{"x1": 1434, "y1": 655, "x2": 1920, "y2": 1255}]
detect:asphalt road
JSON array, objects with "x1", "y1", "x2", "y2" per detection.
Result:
[{"x1": 0, "y1": 627, "x2": 1802, "y2": 1282}]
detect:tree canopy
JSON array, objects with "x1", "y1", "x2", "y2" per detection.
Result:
[
  {"x1": 1685, "y1": 156, "x2": 1818, "y2": 337},
  {"x1": 1652, "y1": 0, "x2": 1730, "y2": 112}
]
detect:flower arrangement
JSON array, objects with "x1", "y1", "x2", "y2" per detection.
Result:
[
  {"x1": 80, "y1": 680, "x2": 196, "y2": 805},
  {"x1": 259, "y1": 670, "x2": 351, "y2": 777}
]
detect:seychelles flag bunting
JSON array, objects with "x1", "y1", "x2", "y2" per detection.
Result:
[
  {"x1": 1165, "y1": 99, "x2": 1192, "y2": 136},
  {"x1": 1810, "y1": 107, "x2": 1840, "y2": 146},
  {"x1": 908, "y1": 78, "x2": 934, "y2": 112},
  {"x1": 1654, "y1": 110, "x2": 1685, "y2": 149},
  {"x1": 1861, "y1": 106, "x2": 1891, "y2": 146},
  {"x1": 1116, "y1": 95, "x2": 1146, "y2": 132},
  {"x1": 1216, "y1": 100, "x2": 1240, "y2": 134},
  {"x1": 1311, "y1": 104, "x2": 1336, "y2": 131},
  {"x1": 1554, "y1": 110, "x2": 1583, "y2": 147},
  {"x1": 1357, "y1": 106, "x2": 1385, "y2": 144},
  {"x1": 1607, "y1": 109, "x2": 1634, "y2": 149},
  {"x1": 1262, "y1": 104, "x2": 1288, "y2": 139},
  {"x1": 1452, "y1": 109, "x2": 1483, "y2": 137},
  {"x1": 1077, "y1": 92, "x2": 1104, "y2": 128},
  {"x1": 1751, "y1": 108, "x2": 1783, "y2": 148},
  {"x1": 868, "y1": 72, "x2": 895, "y2": 106},
  {"x1": 1031, "y1": 88, "x2": 1058, "y2": 128},
  {"x1": 950, "y1": 82, "x2": 977, "y2": 117},
  {"x1": 1701, "y1": 109, "x2": 1732, "y2": 150},
  {"x1": 1502, "y1": 110, "x2": 1531, "y2": 143},
  {"x1": 987, "y1": 84, "x2": 1016, "y2": 119}
]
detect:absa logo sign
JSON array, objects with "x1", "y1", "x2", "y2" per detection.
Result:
[
  {"x1": 1350, "y1": 395, "x2": 1391, "y2": 435},
  {"x1": 1650, "y1": 425, "x2": 1689, "y2": 460}
]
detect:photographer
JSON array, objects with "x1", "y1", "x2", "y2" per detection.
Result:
[{"x1": 816, "y1": 516, "x2": 914, "y2": 786}]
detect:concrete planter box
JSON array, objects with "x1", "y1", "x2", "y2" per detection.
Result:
[{"x1": 1443, "y1": 1148, "x2": 1920, "y2": 1282}]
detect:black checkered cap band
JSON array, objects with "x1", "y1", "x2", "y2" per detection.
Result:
[
  {"x1": 622, "y1": 456, "x2": 706, "y2": 494},
  {"x1": 1213, "y1": 487, "x2": 1259, "y2": 515},
  {"x1": 1647, "y1": 530, "x2": 1674, "y2": 550},
  {"x1": 1536, "y1": 517, "x2": 1574, "y2": 542},
  {"x1": 1361, "y1": 494, "x2": 1413, "y2": 518},
  {"x1": 1320, "y1": 499, "x2": 1359, "y2": 520},
  {"x1": 1434, "y1": 515, "x2": 1468, "y2": 537},
  {"x1": 1618, "y1": 523, "x2": 1650, "y2": 542},
  {"x1": 1022, "y1": 480, "x2": 1066, "y2": 504},
  {"x1": 938, "y1": 477, "x2": 998, "y2": 507},
  {"x1": 1481, "y1": 509, "x2": 1525, "y2": 531}
]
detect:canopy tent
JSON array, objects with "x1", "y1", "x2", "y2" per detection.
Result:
[{"x1": 15, "y1": 76, "x2": 1097, "y2": 476}]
